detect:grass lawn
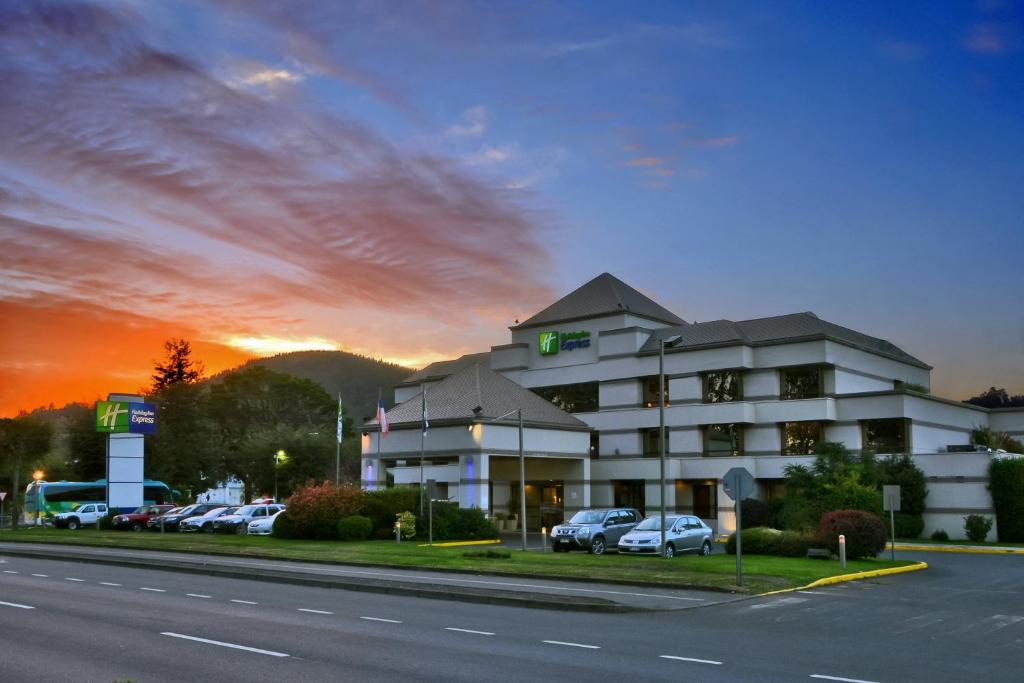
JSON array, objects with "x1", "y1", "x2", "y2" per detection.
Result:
[{"x1": 0, "y1": 528, "x2": 916, "y2": 594}]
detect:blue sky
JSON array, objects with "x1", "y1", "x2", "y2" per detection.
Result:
[{"x1": 1, "y1": 0, "x2": 1021, "y2": 413}]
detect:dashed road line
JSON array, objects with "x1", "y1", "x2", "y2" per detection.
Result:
[
  {"x1": 0, "y1": 601, "x2": 35, "y2": 610},
  {"x1": 810, "y1": 675, "x2": 880, "y2": 683},
  {"x1": 445, "y1": 627, "x2": 495, "y2": 636},
  {"x1": 139, "y1": 587, "x2": 167, "y2": 593},
  {"x1": 64, "y1": 577, "x2": 85, "y2": 582},
  {"x1": 360, "y1": 616, "x2": 402, "y2": 623},
  {"x1": 231, "y1": 599, "x2": 258, "y2": 605},
  {"x1": 99, "y1": 582, "x2": 121, "y2": 587},
  {"x1": 660, "y1": 655, "x2": 722, "y2": 665},
  {"x1": 186, "y1": 594, "x2": 212, "y2": 599},
  {"x1": 31, "y1": 573, "x2": 48, "y2": 578},
  {"x1": 2, "y1": 570, "x2": 18, "y2": 574},
  {"x1": 297, "y1": 608, "x2": 333, "y2": 615},
  {"x1": 543, "y1": 640, "x2": 600, "y2": 650},
  {"x1": 160, "y1": 632, "x2": 289, "y2": 658}
]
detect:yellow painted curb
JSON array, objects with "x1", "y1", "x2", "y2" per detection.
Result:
[
  {"x1": 759, "y1": 561, "x2": 928, "y2": 597},
  {"x1": 416, "y1": 539, "x2": 501, "y2": 548},
  {"x1": 893, "y1": 544, "x2": 1024, "y2": 555}
]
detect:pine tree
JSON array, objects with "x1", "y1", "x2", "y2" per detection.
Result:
[{"x1": 151, "y1": 338, "x2": 204, "y2": 392}]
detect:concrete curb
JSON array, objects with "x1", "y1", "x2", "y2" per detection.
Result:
[
  {"x1": 893, "y1": 544, "x2": 1024, "y2": 555},
  {"x1": 0, "y1": 544, "x2": 651, "y2": 614},
  {"x1": 416, "y1": 539, "x2": 501, "y2": 548},
  {"x1": 759, "y1": 560, "x2": 928, "y2": 597}
]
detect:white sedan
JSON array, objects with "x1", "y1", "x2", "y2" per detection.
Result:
[{"x1": 247, "y1": 509, "x2": 284, "y2": 536}]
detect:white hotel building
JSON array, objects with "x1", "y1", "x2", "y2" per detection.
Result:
[{"x1": 362, "y1": 274, "x2": 1023, "y2": 539}]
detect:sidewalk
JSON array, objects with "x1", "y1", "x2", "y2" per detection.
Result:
[{"x1": 0, "y1": 541, "x2": 742, "y2": 613}]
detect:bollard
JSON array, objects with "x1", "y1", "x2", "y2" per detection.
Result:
[
  {"x1": 838, "y1": 534, "x2": 847, "y2": 570},
  {"x1": 541, "y1": 526, "x2": 547, "y2": 552},
  {"x1": 395, "y1": 521, "x2": 402, "y2": 544}
]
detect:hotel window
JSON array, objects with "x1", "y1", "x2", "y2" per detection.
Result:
[
  {"x1": 780, "y1": 366, "x2": 823, "y2": 400},
  {"x1": 642, "y1": 376, "x2": 669, "y2": 407},
  {"x1": 640, "y1": 427, "x2": 668, "y2": 457},
  {"x1": 590, "y1": 432, "x2": 600, "y2": 459},
  {"x1": 782, "y1": 421, "x2": 823, "y2": 455},
  {"x1": 702, "y1": 370, "x2": 742, "y2": 403},
  {"x1": 704, "y1": 423, "x2": 743, "y2": 457},
  {"x1": 531, "y1": 382, "x2": 598, "y2": 413},
  {"x1": 861, "y1": 418, "x2": 909, "y2": 454}
]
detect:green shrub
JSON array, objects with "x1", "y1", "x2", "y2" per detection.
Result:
[
  {"x1": 396, "y1": 511, "x2": 417, "y2": 540},
  {"x1": 427, "y1": 503, "x2": 498, "y2": 541},
  {"x1": 283, "y1": 481, "x2": 363, "y2": 540},
  {"x1": 96, "y1": 511, "x2": 117, "y2": 530},
  {"x1": 739, "y1": 499, "x2": 773, "y2": 529},
  {"x1": 336, "y1": 515, "x2": 373, "y2": 541},
  {"x1": 930, "y1": 529, "x2": 949, "y2": 541},
  {"x1": 892, "y1": 513, "x2": 924, "y2": 539},
  {"x1": 963, "y1": 514, "x2": 993, "y2": 543},
  {"x1": 271, "y1": 511, "x2": 299, "y2": 539},
  {"x1": 462, "y1": 547, "x2": 511, "y2": 559},
  {"x1": 876, "y1": 454, "x2": 928, "y2": 515},
  {"x1": 988, "y1": 458, "x2": 1024, "y2": 542},
  {"x1": 776, "y1": 496, "x2": 820, "y2": 532},
  {"x1": 724, "y1": 527, "x2": 813, "y2": 557},
  {"x1": 362, "y1": 488, "x2": 422, "y2": 539},
  {"x1": 818, "y1": 509, "x2": 887, "y2": 559}
]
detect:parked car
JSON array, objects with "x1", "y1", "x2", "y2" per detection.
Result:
[
  {"x1": 111, "y1": 504, "x2": 176, "y2": 532},
  {"x1": 213, "y1": 504, "x2": 285, "y2": 535},
  {"x1": 147, "y1": 503, "x2": 224, "y2": 531},
  {"x1": 618, "y1": 515, "x2": 714, "y2": 558},
  {"x1": 53, "y1": 503, "x2": 109, "y2": 530},
  {"x1": 179, "y1": 506, "x2": 237, "y2": 533},
  {"x1": 549, "y1": 507, "x2": 641, "y2": 555},
  {"x1": 247, "y1": 509, "x2": 284, "y2": 536}
]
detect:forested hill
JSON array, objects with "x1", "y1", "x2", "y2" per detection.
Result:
[{"x1": 225, "y1": 350, "x2": 414, "y2": 422}]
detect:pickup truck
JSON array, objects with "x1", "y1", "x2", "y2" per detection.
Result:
[{"x1": 53, "y1": 503, "x2": 109, "y2": 530}]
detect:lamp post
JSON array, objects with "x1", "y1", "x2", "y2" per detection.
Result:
[
  {"x1": 478, "y1": 407, "x2": 527, "y2": 552},
  {"x1": 656, "y1": 334, "x2": 680, "y2": 558},
  {"x1": 273, "y1": 450, "x2": 286, "y2": 502},
  {"x1": 32, "y1": 469, "x2": 45, "y2": 526}
]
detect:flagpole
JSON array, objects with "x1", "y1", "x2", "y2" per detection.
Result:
[
  {"x1": 420, "y1": 384, "x2": 426, "y2": 518},
  {"x1": 376, "y1": 387, "x2": 382, "y2": 466},
  {"x1": 335, "y1": 393, "x2": 342, "y2": 486}
]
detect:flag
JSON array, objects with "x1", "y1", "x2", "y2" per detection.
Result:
[
  {"x1": 336, "y1": 394, "x2": 343, "y2": 445},
  {"x1": 376, "y1": 397, "x2": 389, "y2": 436},
  {"x1": 422, "y1": 387, "x2": 429, "y2": 435}
]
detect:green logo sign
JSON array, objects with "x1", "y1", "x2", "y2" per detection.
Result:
[
  {"x1": 96, "y1": 401, "x2": 157, "y2": 434},
  {"x1": 539, "y1": 331, "x2": 559, "y2": 355}
]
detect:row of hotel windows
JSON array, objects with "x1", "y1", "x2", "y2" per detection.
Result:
[
  {"x1": 531, "y1": 366, "x2": 829, "y2": 414},
  {"x1": 598, "y1": 418, "x2": 910, "y2": 458}
]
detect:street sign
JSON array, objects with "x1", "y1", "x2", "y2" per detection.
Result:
[
  {"x1": 0, "y1": 492, "x2": 6, "y2": 501},
  {"x1": 883, "y1": 485, "x2": 901, "y2": 512},
  {"x1": 722, "y1": 467, "x2": 754, "y2": 501}
]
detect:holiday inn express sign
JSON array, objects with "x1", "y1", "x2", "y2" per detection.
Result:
[
  {"x1": 539, "y1": 330, "x2": 591, "y2": 356},
  {"x1": 95, "y1": 400, "x2": 157, "y2": 434}
]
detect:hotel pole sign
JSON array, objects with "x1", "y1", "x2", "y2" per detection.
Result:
[
  {"x1": 95, "y1": 400, "x2": 157, "y2": 434},
  {"x1": 538, "y1": 330, "x2": 591, "y2": 356}
]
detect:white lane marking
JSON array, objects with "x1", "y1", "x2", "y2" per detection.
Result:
[
  {"x1": 139, "y1": 587, "x2": 166, "y2": 593},
  {"x1": 445, "y1": 627, "x2": 495, "y2": 636},
  {"x1": 660, "y1": 655, "x2": 722, "y2": 665},
  {"x1": 2, "y1": 570, "x2": 18, "y2": 574},
  {"x1": 360, "y1": 616, "x2": 402, "y2": 623},
  {"x1": 64, "y1": 578, "x2": 85, "y2": 582},
  {"x1": 810, "y1": 675, "x2": 881, "y2": 683},
  {"x1": 297, "y1": 608, "x2": 333, "y2": 615},
  {"x1": 100, "y1": 582, "x2": 121, "y2": 587},
  {"x1": 186, "y1": 594, "x2": 212, "y2": 599},
  {"x1": 160, "y1": 632, "x2": 289, "y2": 658},
  {"x1": 31, "y1": 573, "x2": 48, "y2": 578},
  {"x1": 543, "y1": 640, "x2": 600, "y2": 649},
  {"x1": 231, "y1": 599, "x2": 258, "y2": 605},
  {"x1": 0, "y1": 601, "x2": 35, "y2": 610}
]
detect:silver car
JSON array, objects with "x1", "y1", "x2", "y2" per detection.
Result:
[
  {"x1": 618, "y1": 515, "x2": 713, "y2": 558},
  {"x1": 550, "y1": 508, "x2": 641, "y2": 555}
]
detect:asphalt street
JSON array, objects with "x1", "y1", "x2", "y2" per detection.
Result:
[{"x1": 0, "y1": 550, "x2": 1021, "y2": 683}]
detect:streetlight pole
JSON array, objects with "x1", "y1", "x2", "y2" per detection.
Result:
[
  {"x1": 274, "y1": 449, "x2": 285, "y2": 502},
  {"x1": 483, "y1": 407, "x2": 528, "y2": 552},
  {"x1": 659, "y1": 340, "x2": 667, "y2": 558}
]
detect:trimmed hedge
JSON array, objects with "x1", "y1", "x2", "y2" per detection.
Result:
[
  {"x1": 892, "y1": 513, "x2": 924, "y2": 539},
  {"x1": 818, "y1": 509, "x2": 887, "y2": 559},
  {"x1": 725, "y1": 527, "x2": 814, "y2": 557},
  {"x1": 427, "y1": 503, "x2": 497, "y2": 541},
  {"x1": 336, "y1": 515, "x2": 373, "y2": 541},
  {"x1": 989, "y1": 458, "x2": 1024, "y2": 542},
  {"x1": 739, "y1": 499, "x2": 773, "y2": 529},
  {"x1": 271, "y1": 511, "x2": 299, "y2": 539},
  {"x1": 964, "y1": 514, "x2": 993, "y2": 543},
  {"x1": 362, "y1": 488, "x2": 422, "y2": 539}
]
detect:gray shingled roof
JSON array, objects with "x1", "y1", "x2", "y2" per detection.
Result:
[
  {"x1": 641, "y1": 312, "x2": 930, "y2": 368},
  {"x1": 512, "y1": 272, "x2": 685, "y2": 330},
  {"x1": 401, "y1": 352, "x2": 491, "y2": 384},
  {"x1": 371, "y1": 363, "x2": 589, "y2": 430}
]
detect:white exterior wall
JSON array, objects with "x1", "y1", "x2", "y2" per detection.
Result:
[
  {"x1": 989, "y1": 409, "x2": 1024, "y2": 438},
  {"x1": 490, "y1": 343, "x2": 529, "y2": 371},
  {"x1": 598, "y1": 328, "x2": 653, "y2": 357},
  {"x1": 744, "y1": 369, "x2": 778, "y2": 399},
  {"x1": 744, "y1": 425, "x2": 781, "y2": 455},
  {"x1": 670, "y1": 376, "x2": 702, "y2": 403},
  {"x1": 834, "y1": 368, "x2": 895, "y2": 394},
  {"x1": 600, "y1": 379, "x2": 641, "y2": 408},
  {"x1": 825, "y1": 341, "x2": 931, "y2": 390}
]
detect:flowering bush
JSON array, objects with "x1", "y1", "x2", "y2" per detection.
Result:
[
  {"x1": 396, "y1": 511, "x2": 417, "y2": 540},
  {"x1": 283, "y1": 480, "x2": 363, "y2": 539}
]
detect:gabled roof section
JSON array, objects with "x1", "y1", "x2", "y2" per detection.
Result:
[
  {"x1": 372, "y1": 363, "x2": 589, "y2": 430},
  {"x1": 512, "y1": 273, "x2": 685, "y2": 330},
  {"x1": 642, "y1": 312, "x2": 930, "y2": 369},
  {"x1": 401, "y1": 352, "x2": 491, "y2": 385}
]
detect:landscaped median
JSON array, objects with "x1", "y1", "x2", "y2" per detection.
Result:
[{"x1": 0, "y1": 528, "x2": 919, "y2": 595}]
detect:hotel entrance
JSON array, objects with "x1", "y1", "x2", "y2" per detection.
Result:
[{"x1": 508, "y1": 481, "x2": 564, "y2": 531}]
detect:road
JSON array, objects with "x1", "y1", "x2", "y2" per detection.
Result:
[{"x1": 0, "y1": 550, "x2": 1021, "y2": 682}]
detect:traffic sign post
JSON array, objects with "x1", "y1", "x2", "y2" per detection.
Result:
[
  {"x1": 0, "y1": 491, "x2": 6, "y2": 527},
  {"x1": 722, "y1": 467, "x2": 755, "y2": 587},
  {"x1": 883, "y1": 485, "x2": 901, "y2": 561}
]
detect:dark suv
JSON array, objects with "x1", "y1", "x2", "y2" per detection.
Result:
[
  {"x1": 147, "y1": 503, "x2": 224, "y2": 531},
  {"x1": 549, "y1": 507, "x2": 642, "y2": 555}
]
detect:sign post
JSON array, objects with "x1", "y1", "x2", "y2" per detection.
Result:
[
  {"x1": 0, "y1": 491, "x2": 6, "y2": 527},
  {"x1": 882, "y1": 485, "x2": 901, "y2": 561},
  {"x1": 722, "y1": 467, "x2": 755, "y2": 587}
]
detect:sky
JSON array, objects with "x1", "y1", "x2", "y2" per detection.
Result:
[{"x1": 1, "y1": 0, "x2": 1022, "y2": 416}]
